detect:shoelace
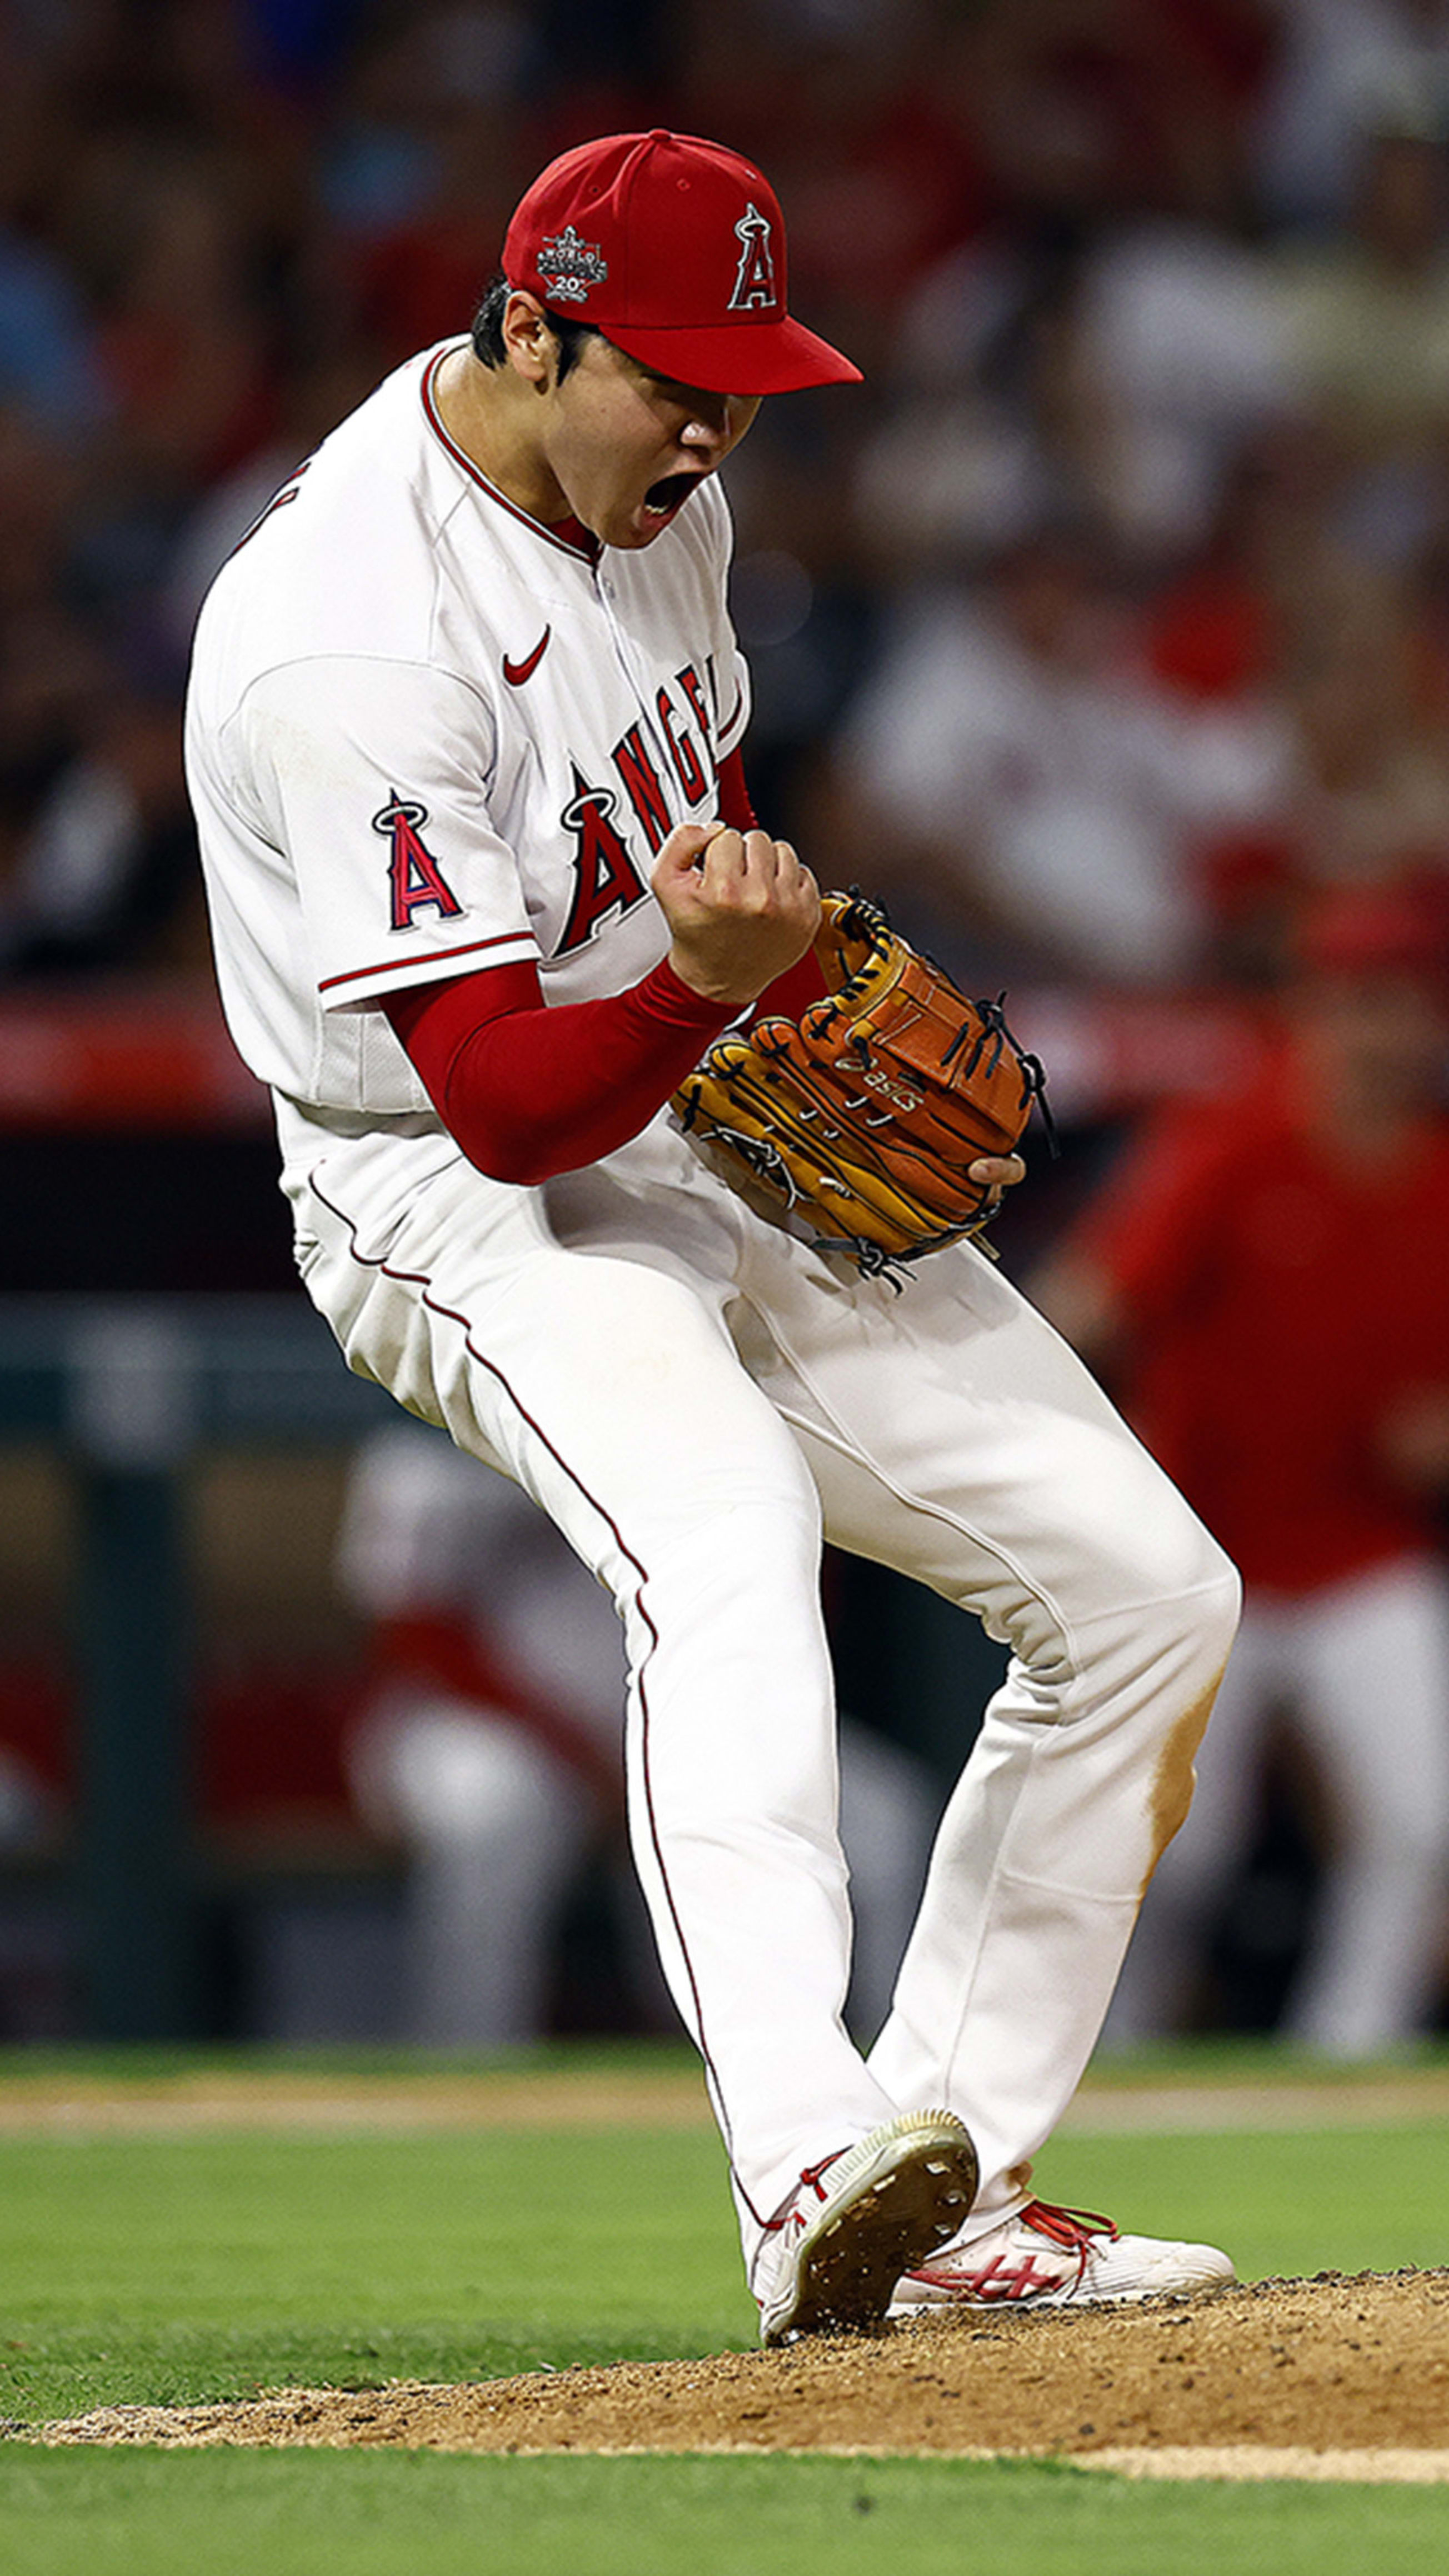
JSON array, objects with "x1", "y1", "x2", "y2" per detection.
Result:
[
  {"x1": 1020, "y1": 2200, "x2": 1119, "y2": 2247},
  {"x1": 1018, "y1": 2199, "x2": 1120, "y2": 2288},
  {"x1": 762, "y1": 2149, "x2": 847, "y2": 2238}
]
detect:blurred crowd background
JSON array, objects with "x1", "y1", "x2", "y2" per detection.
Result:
[{"x1": 2, "y1": 0, "x2": 1448, "y2": 2056}]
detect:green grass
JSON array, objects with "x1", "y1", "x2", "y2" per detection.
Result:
[
  {"x1": 1, "y1": 2044, "x2": 1447, "y2": 2572},
  {"x1": 0, "y1": 2125, "x2": 743, "y2": 2420},
  {"x1": 4, "y1": 2452, "x2": 1448, "y2": 2576}
]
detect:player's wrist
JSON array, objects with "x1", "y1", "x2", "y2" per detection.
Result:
[
  {"x1": 644, "y1": 953, "x2": 747, "y2": 1023},
  {"x1": 664, "y1": 946, "x2": 765, "y2": 1012}
]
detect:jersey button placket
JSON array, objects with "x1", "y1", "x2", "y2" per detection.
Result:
[{"x1": 594, "y1": 566, "x2": 689, "y2": 836}]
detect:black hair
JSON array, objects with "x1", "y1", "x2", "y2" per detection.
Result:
[{"x1": 470, "y1": 273, "x2": 601, "y2": 382}]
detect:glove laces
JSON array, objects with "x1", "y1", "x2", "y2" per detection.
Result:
[{"x1": 942, "y1": 993, "x2": 1059, "y2": 1156}]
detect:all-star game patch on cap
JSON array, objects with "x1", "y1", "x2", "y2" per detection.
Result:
[{"x1": 502, "y1": 128, "x2": 863, "y2": 397}]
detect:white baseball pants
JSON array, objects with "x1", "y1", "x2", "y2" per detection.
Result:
[{"x1": 279, "y1": 1104, "x2": 1240, "y2": 2246}]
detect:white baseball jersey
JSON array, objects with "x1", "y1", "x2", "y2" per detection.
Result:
[
  {"x1": 184, "y1": 328, "x2": 1241, "y2": 2307},
  {"x1": 184, "y1": 339, "x2": 750, "y2": 1117}
]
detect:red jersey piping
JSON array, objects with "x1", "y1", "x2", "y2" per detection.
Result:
[
  {"x1": 318, "y1": 930, "x2": 534, "y2": 995},
  {"x1": 303, "y1": 1159, "x2": 746, "y2": 2203},
  {"x1": 420, "y1": 349, "x2": 600, "y2": 564}
]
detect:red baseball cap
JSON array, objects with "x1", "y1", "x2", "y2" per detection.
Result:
[{"x1": 502, "y1": 129, "x2": 862, "y2": 397}]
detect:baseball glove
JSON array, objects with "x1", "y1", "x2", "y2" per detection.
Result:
[{"x1": 671, "y1": 889, "x2": 1054, "y2": 1277}]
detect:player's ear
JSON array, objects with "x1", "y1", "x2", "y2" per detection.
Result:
[{"x1": 500, "y1": 290, "x2": 557, "y2": 388}]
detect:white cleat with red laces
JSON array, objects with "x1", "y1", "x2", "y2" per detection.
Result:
[
  {"x1": 753, "y1": 2109, "x2": 979, "y2": 2345},
  {"x1": 890, "y1": 2198, "x2": 1236, "y2": 2313}
]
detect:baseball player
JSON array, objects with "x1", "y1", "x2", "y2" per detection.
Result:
[{"x1": 186, "y1": 128, "x2": 1241, "y2": 2341}]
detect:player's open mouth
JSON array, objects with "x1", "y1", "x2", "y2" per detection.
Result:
[{"x1": 642, "y1": 472, "x2": 701, "y2": 518}]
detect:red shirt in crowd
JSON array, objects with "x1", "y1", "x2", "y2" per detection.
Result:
[{"x1": 1071, "y1": 1056, "x2": 1449, "y2": 1595}]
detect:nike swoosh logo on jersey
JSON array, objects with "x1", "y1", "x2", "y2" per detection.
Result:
[{"x1": 502, "y1": 627, "x2": 552, "y2": 686}]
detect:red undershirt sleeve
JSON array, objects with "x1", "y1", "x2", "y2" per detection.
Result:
[
  {"x1": 384, "y1": 755, "x2": 827, "y2": 1184},
  {"x1": 755, "y1": 947, "x2": 828, "y2": 1021},
  {"x1": 385, "y1": 955, "x2": 735, "y2": 1184}
]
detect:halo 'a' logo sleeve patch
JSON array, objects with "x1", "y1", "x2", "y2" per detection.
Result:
[{"x1": 373, "y1": 791, "x2": 464, "y2": 931}]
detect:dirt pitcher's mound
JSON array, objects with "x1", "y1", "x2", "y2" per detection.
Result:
[{"x1": 26, "y1": 2268, "x2": 1449, "y2": 2474}]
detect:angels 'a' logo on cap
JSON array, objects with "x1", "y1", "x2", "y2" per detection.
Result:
[
  {"x1": 728, "y1": 203, "x2": 778, "y2": 313},
  {"x1": 538, "y1": 223, "x2": 609, "y2": 304}
]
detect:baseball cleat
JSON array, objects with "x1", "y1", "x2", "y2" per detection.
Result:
[
  {"x1": 753, "y1": 2108, "x2": 979, "y2": 2345},
  {"x1": 890, "y1": 2198, "x2": 1236, "y2": 2312}
]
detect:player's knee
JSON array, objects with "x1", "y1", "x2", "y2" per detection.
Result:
[
  {"x1": 1138, "y1": 1549, "x2": 1241, "y2": 1855},
  {"x1": 1186, "y1": 1547, "x2": 1242, "y2": 1686},
  {"x1": 1083, "y1": 1512, "x2": 1240, "y2": 1686},
  {"x1": 1128, "y1": 1492, "x2": 1240, "y2": 1658},
  {"x1": 1148, "y1": 1548, "x2": 1241, "y2": 1744}
]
